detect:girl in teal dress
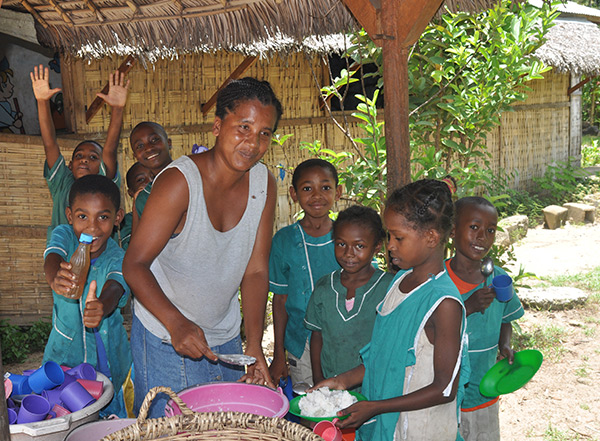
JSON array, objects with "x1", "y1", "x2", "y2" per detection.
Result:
[{"x1": 312, "y1": 179, "x2": 468, "y2": 441}]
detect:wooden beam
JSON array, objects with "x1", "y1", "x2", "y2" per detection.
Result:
[
  {"x1": 48, "y1": 0, "x2": 74, "y2": 25},
  {"x1": 85, "y1": 55, "x2": 136, "y2": 123},
  {"x1": 391, "y1": 0, "x2": 444, "y2": 47},
  {"x1": 341, "y1": 0, "x2": 381, "y2": 42},
  {"x1": 201, "y1": 56, "x2": 258, "y2": 116},
  {"x1": 84, "y1": 0, "x2": 105, "y2": 22},
  {"x1": 568, "y1": 77, "x2": 591, "y2": 96},
  {"x1": 19, "y1": 0, "x2": 49, "y2": 28}
]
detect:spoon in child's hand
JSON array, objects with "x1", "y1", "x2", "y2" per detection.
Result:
[{"x1": 480, "y1": 257, "x2": 494, "y2": 315}]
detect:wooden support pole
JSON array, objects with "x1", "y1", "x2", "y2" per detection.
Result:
[
  {"x1": 48, "y1": 0, "x2": 74, "y2": 25},
  {"x1": 85, "y1": 55, "x2": 136, "y2": 123},
  {"x1": 201, "y1": 56, "x2": 258, "y2": 116}
]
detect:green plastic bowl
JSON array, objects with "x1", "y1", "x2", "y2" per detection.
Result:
[
  {"x1": 288, "y1": 390, "x2": 366, "y2": 422},
  {"x1": 479, "y1": 349, "x2": 543, "y2": 397}
]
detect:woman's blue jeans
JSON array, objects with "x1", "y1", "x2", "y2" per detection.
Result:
[{"x1": 131, "y1": 314, "x2": 244, "y2": 418}]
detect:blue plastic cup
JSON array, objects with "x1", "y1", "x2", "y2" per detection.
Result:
[
  {"x1": 8, "y1": 374, "x2": 32, "y2": 396},
  {"x1": 492, "y1": 274, "x2": 513, "y2": 302},
  {"x1": 7, "y1": 408, "x2": 17, "y2": 425},
  {"x1": 60, "y1": 381, "x2": 96, "y2": 412},
  {"x1": 28, "y1": 361, "x2": 65, "y2": 393},
  {"x1": 17, "y1": 394, "x2": 51, "y2": 424},
  {"x1": 65, "y1": 363, "x2": 97, "y2": 381}
]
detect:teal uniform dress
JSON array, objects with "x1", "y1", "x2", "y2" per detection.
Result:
[
  {"x1": 454, "y1": 264, "x2": 524, "y2": 410},
  {"x1": 134, "y1": 181, "x2": 152, "y2": 219},
  {"x1": 44, "y1": 156, "x2": 121, "y2": 243},
  {"x1": 43, "y1": 224, "x2": 132, "y2": 417},
  {"x1": 358, "y1": 269, "x2": 469, "y2": 441},
  {"x1": 112, "y1": 212, "x2": 133, "y2": 250},
  {"x1": 304, "y1": 269, "x2": 393, "y2": 386},
  {"x1": 269, "y1": 222, "x2": 340, "y2": 359}
]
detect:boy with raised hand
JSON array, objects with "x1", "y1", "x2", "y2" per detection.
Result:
[
  {"x1": 445, "y1": 196, "x2": 525, "y2": 441},
  {"x1": 30, "y1": 65, "x2": 129, "y2": 242},
  {"x1": 44, "y1": 174, "x2": 131, "y2": 418}
]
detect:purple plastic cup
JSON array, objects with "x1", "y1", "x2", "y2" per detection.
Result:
[
  {"x1": 7, "y1": 398, "x2": 17, "y2": 409},
  {"x1": 60, "y1": 380, "x2": 96, "y2": 412},
  {"x1": 59, "y1": 373, "x2": 78, "y2": 390},
  {"x1": 65, "y1": 363, "x2": 97, "y2": 381},
  {"x1": 8, "y1": 374, "x2": 32, "y2": 396},
  {"x1": 42, "y1": 388, "x2": 63, "y2": 407},
  {"x1": 7, "y1": 408, "x2": 17, "y2": 425},
  {"x1": 17, "y1": 394, "x2": 51, "y2": 423},
  {"x1": 28, "y1": 361, "x2": 65, "y2": 393},
  {"x1": 22, "y1": 369, "x2": 36, "y2": 376}
]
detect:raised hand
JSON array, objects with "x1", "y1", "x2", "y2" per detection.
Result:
[
  {"x1": 30, "y1": 65, "x2": 61, "y2": 101},
  {"x1": 83, "y1": 280, "x2": 105, "y2": 328},
  {"x1": 50, "y1": 261, "x2": 77, "y2": 297},
  {"x1": 97, "y1": 71, "x2": 130, "y2": 108}
]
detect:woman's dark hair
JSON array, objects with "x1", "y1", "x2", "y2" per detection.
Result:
[
  {"x1": 69, "y1": 174, "x2": 120, "y2": 211},
  {"x1": 333, "y1": 205, "x2": 386, "y2": 244},
  {"x1": 291, "y1": 158, "x2": 339, "y2": 190},
  {"x1": 215, "y1": 77, "x2": 283, "y2": 132},
  {"x1": 386, "y1": 179, "x2": 454, "y2": 242}
]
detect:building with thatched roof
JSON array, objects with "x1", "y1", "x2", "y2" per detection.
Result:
[
  {"x1": 480, "y1": 1, "x2": 600, "y2": 189},
  {"x1": 0, "y1": 0, "x2": 502, "y2": 324}
]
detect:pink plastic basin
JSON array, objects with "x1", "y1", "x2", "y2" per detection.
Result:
[{"x1": 165, "y1": 382, "x2": 289, "y2": 418}]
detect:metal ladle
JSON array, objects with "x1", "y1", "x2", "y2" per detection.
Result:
[{"x1": 212, "y1": 353, "x2": 256, "y2": 367}]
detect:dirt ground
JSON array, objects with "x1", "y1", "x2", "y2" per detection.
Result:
[
  {"x1": 498, "y1": 221, "x2": 600, "y2": 441},
  {"x1": 5, "y1": 221, "x2": 600, "y2": 440}
]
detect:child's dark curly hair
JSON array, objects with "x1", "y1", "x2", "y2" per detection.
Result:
[
  {"x1": 333, "y1": 205, "x2": 386, "y2": 244},
  {"x1": 215, "y1": 77, "x2": 283, "y2": 132},
  {"x1": 385, "y1": 179, "x2": 454, "y2": 242}
]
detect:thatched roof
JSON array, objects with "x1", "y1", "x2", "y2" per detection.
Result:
[
  {"x1": 2, "y1": 0, "x2": 500, "y2": 59},
  {"x1": 534, "y1": 17, "x2": 600, "y2": 76}
]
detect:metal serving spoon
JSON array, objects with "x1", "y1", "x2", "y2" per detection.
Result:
[
  {"x1": 160, "y1": 338, "x2": 255, "y2": 367},
  {"x1": 480, "y1": 256, "x2": 494, "y2": 279}
]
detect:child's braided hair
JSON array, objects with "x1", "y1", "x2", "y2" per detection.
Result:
[
  {"x1": 386, "y1": 179, "x2": 454, "y2": 242},
  {"x1": 215, "y1": 77, "x2": 283, "y2": 131}
]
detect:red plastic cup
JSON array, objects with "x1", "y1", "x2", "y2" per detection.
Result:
[
  {"x1": 76, "y1": 379, "x2": 104, "y2": 400},
  {"x1": 313, "y1": 418, "x2": 343, "y2": 441},
  {"x1": 51, "y1": 404, "x2": 71, "y2": 418}
]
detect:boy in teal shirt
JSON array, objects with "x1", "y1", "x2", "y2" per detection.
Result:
[
  {"x1": 44, "y1": 174, "x2": 131, "y2": 418},
  {"x1": 269, "y1": 159, "x2": 342, "y2": 387},
  {"x1": 114, "y1": 162, "x2": 152, "y2": 249},
  {"x1": 31, "y1": 65, "x2": 128, "y2": 242},
  {"x1": 446, "y1": 196, "x2": 524, "y2": 441}
]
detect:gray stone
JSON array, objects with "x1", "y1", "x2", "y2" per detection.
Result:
[
  {"x1": 518, "y1": 286, "x2": 589, "y2": 310},
  {"x1": 563, "y1": 202, "x2": 595, "y2": 224},
  {"x1": 496, "y1": 215, "x2": 529, "y2": 246},
  {"x1": 542, "y1": 205, "x2": 568, "y2": 230},
  {"x1": 582, "y1": 193, "x2": 600, "y2": 209}
]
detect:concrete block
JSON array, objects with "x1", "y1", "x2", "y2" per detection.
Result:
[
  {"x1": 497, "y1": 215, "x2": 529, "y2": 246},
  {"x1": 518, "y1": 287, "x2": 589, "y2": 310},
  {"x1": 563, "y1": 202, "x2": 595, "y2": 224},
  {"x1": 543, "y1": 205, "x2": 568, "y2": 230}
]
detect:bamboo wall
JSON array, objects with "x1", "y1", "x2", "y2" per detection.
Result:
[
  {"x1": 485, "y1": 70, "x2": 571, "y2": 189},
  {"x1": 0, "y1": 57, "x2": 575, "y2": 325}
]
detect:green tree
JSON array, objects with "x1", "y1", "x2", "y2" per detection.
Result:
[{"x1": 306, "y1": 0, "x2": 558, "y2": 202}]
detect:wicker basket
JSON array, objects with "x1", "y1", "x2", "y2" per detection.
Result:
[{"x1": 101, "y1": 386, "x2": 324, "y2": 441}]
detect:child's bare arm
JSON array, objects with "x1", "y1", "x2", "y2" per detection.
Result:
[
  {"x1": 269, "y1": 293, "x2": 289, "y2": 382},
  {"x1": 97, "y1": 71, "x2": 129, "y2": 180},
  {"x1": 239, "y1": 173, "x2": 277, "y2": 388},
  {"x1": 337, "y1": 298, "x2": 463, "y2": 429},
  {"x1": 83, "y1": 280, "x2": 124, "y2": 328},
  {"x1": 44, "y1": 254, "x2": 76, "y2": 296},
  {"x1": 498, "y1": 322, "x2": 515, "y2": 363},
  {"x1": 31, "y1": 65, "x2": 62, "y2": 169},
  {"x1": 310, "y1": 330, "x2": 325, "y2": 385}
]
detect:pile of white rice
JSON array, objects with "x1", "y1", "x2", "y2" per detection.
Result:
[{"x1": 298, "y1": 387, "x2": 358, "y2": 417}]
